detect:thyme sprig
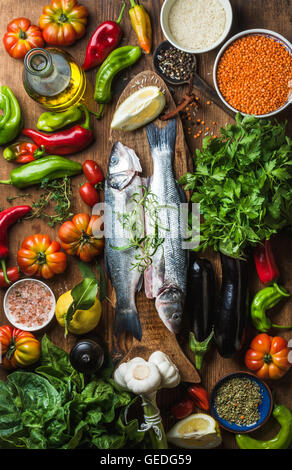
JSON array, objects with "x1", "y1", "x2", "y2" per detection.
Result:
[
  {"x1": 24, "y1": 177, "x2": 73, "y2": 227},
  {"x1": 112, "y1": 186, "x2": 168, "y2": 272}
]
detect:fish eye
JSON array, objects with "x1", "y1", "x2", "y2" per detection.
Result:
[
  {"x1": 110, "y1": 155, "x2": 119, "y2": 166},
  {"x1": 172, "y1": 313, "x2": 181, "y2": 321}
]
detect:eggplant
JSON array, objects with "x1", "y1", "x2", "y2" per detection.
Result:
[
  {"x1": 70, "y1": 340, "x2": 104, "y2": 374},
  {"x1": 187, "y1": 256, "x2": 216, "y2": 370},
  {"x1": 214, "y1": 253, "x2": 249, "y2": 358}
]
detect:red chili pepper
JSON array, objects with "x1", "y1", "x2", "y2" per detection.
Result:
[
  {"x1": 79, "y1": 182, "x2": 99, "y2": 207},
  {"x1": 0, "y1": 206, "x2": 31, "y2": 285},
  {"x1": 82, "y1": 4, "x2": 126, "y2": 71},
  {"x1": 3, "y1": 142, "x2": 45, "y2": 164},
  {"x1": 188, "y1": 385, "x2": 210, "y2": 411},
  {"x1": 171, "y1": 398, "x2": 195, "y2": 420},
  {"x1": 82, "y1": 160, "x2": 104, "y2": 186},
  {"x1": 21, "y1": 105, "x2": 93, "y2": 155},
  {"x1": 254, "y1": 239, "x2": 280, "y2": 285},
  {"x1": 0, "y1": 266, "x2": 20, "y2": 288}
]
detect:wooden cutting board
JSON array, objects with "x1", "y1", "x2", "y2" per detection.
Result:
[{"x1": 109, "y1": 71, "x2": 200, "y2": 383}]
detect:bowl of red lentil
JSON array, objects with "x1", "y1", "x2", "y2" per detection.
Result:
[
  {"x1": 213, "y1": 29, "x2": 292, "y2": 117},
  {"x1": 4, "y1": 278, "x2": 56, "y2": 332}
]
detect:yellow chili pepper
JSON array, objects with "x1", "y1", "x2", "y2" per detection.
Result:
[{"x1": 129, "y1": 0, "x2": 152, "y2": 54}]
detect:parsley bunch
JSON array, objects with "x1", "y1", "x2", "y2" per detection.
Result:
[{"x1": 180, "y1": 113, "x2": 292, "y2": 259}]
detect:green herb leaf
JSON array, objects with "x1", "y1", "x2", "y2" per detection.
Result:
[
  {"x1": 65, "y1": 278, "x2": 98, "y2": 335},
  {"x1": 180, "y1": 113, "x2": 292, "y2": 258}
]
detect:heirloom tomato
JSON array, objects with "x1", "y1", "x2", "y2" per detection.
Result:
[
  {"x1": 3, "y1": 17, "x2": 44, "y2": 60},
  {"x1": 39, "y1": 0, "x2": 88, "y2": 46},
  {"x1": 245, "y1": 333, "x2": 291, "y2": 380},
  {"x1": 17, "y1": 234, "x2": 67, "y2": 279},
  {"x1": 58, "y1": 213, "x2": 104, "y2": 262},
  {"x1": 0, "y1": 325, "x2": 41, "y2": 369}
]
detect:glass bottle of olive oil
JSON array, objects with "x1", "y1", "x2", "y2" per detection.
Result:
[{"x1": 23, "y1": 48, "x2": 86, "y2": 111}]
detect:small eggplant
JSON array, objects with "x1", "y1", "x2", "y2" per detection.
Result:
[
  {"x1": 70, "y1": 340, "x2": 104, "y2": 374},
  {"x1": 214, "y1": 253, "x2": 249, "y2": 358},
  {"x1": 187, "y1": 256, "x2": 216, "y2": 370}
]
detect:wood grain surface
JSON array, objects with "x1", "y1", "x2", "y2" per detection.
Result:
[{"x1": 0, "y1": 0, "x2": 291, "y2": 450}]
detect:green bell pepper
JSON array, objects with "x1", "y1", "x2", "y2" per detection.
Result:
[
  {"x1": 236, "y1": 404, "x2": 292, "y2": 449},
  {"x1": 37, "y1": 104, "x2": 84, "y2": 132},
  {"x1": 0, "y1": 86, "x2": 22, "y2": 145},
  {"x1": 94, "y1": 46, "x2": 142, "y2": 118},
  {"x1": 0, "y1": 155, "x2": 82, "y2": 189},
  {"x1": 251, "y1": 283, "x2": 291, "y2": 333}
]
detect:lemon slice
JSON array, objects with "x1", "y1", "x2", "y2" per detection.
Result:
[
  {"x1": 167, "y1": 413, "x2": 222, "y2": 449},
  {"x1": 111, "y1": 86, "x2": 166, "y2": 132}
]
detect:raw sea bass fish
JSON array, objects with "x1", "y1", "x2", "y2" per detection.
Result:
[
  {"x1": 144, "y1": 119, "x2": 188, "y2": 334},
  {"x1": 104, "y1": 142, "x2": 144, "y2": 341}
]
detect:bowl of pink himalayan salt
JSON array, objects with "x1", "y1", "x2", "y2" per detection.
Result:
[{"x1": 4, "y1": 278, "x2": 56, "y2": 332}]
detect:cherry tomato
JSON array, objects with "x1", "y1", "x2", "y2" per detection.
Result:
[
  {"x1": 79, "y1": 182, "x2": 99, "y2": 207},
  {"x1": 171, "y1": 398, "x2": 195, "y2": 420},
  {"x1": 83, "y1": 160, "x2": 104, "y2": 186}
]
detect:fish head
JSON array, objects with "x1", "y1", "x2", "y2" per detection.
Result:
[
  {"x1": 155, "y1": 287, "x2": 184, "y2": 334},
  {"x1": 107, "y1": 142, "x2": 142, "y2": 191}
]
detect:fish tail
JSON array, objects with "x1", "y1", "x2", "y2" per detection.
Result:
[
  {"x1": 114, "y1": 308, "x2": 142, "y2": 341},
  {"x1": 146, "y1": 119, "x2": 177, "y2": 160}
]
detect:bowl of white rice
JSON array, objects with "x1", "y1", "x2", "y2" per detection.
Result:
[{"x1": 160, "y1": 0, "x2": 233, "y2": 54}]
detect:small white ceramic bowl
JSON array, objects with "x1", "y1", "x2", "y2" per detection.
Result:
[
  {"x1": 213, "y1": 29, "x2": 292, "y2": 118},
  {"x1": 160, "y1": 0, "x2": 233, "y2": 54},
  {"x1": 4, "y1": 278, "x2": 56, "y2": 332}
]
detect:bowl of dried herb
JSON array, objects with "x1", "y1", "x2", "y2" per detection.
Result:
[{"x1": 210, "y1": 372, "x2": 273, "y2": 434}]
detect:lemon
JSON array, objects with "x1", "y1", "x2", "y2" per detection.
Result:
[
  {"x1": 55, "y1": 290, "x2": 102, "y2": 335},
  {"x1": 111, "y1": 86, "x2": 166, "y2": 131},
  {"x1": 166, "y1": 413, "x2": 222, "y2": 449}
]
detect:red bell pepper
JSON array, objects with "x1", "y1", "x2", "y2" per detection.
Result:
[
  {"x1": 188, "y1": 384, "x2": 210, "y2": 411},
  {"x1": 0, "y1": 266, "x2": 20, "y2": 288},
  {"x1": 254, "y1": 239, "x2": 280, "y2": 285},
  {"x1": 0, "y1": 206, "x2": 31, "y2": 284},
  {"x1": 82, "y1": 4, "x2": 126, "y2": 71},
  {"x1": 21, "y1": 105, "x2": 93, "y2": 155},
  {"x1": 3, "y1": 142, "x2": 45, "y2": 164}
]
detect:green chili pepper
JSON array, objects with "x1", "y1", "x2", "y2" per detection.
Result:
[
  {"x1": 236, "y1": 403, "x2": 292, "y2": 449},
  {"x1": 37, "y1": 104, "x2": 84, "y2": 132},
  {"x1": 94, "y1": 46, "x2": 142, "y2": 118},
  {"x1": 0, "y1": 86, "x2": 22, "y2": 145},
  {"x1": 251, "y1": 283, "x2": 291, "y2": 333},
  {"x1": 0, "y1": 156, "x2": 82, "y2": 189}
]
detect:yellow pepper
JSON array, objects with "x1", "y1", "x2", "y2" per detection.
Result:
[{"x1": 129, "y1": 0, "x2": 152, "y2": 54}]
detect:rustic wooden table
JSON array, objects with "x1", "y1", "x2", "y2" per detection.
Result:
[{"x1": 0, "y1": 0, "x2": 291, "y2": 450}]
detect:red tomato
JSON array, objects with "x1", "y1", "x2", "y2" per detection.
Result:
[
  {"x1": 79, "y1": 183, "x2": 99, "y2": 207},
  {"x1": 171, "y1": 398, "x2": 195, "y2": 420},
  {"x1": 3, "y1": 18, "x2": 44, "y2": 60},
  {"x1": 82, "y1": 160, "x2": 104, "y2": 186},
  {"x1": 39, "y1": 0, "x2": 88, "y2": 47}
]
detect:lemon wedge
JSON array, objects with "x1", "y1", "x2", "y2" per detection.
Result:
[
  {"x1": 167, "y1": 413, "x2": 222, "y2": 449},
  {"x1": 111, "y1": 86, "x2": 166, "y2": 131}
]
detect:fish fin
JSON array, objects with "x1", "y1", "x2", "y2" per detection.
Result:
[
  {"x1": 146, "y1": 119, "x2": 177, "y2": 160},
  {"x1": 114, "y1": 308, "x2": 142, "y2": 341}
]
